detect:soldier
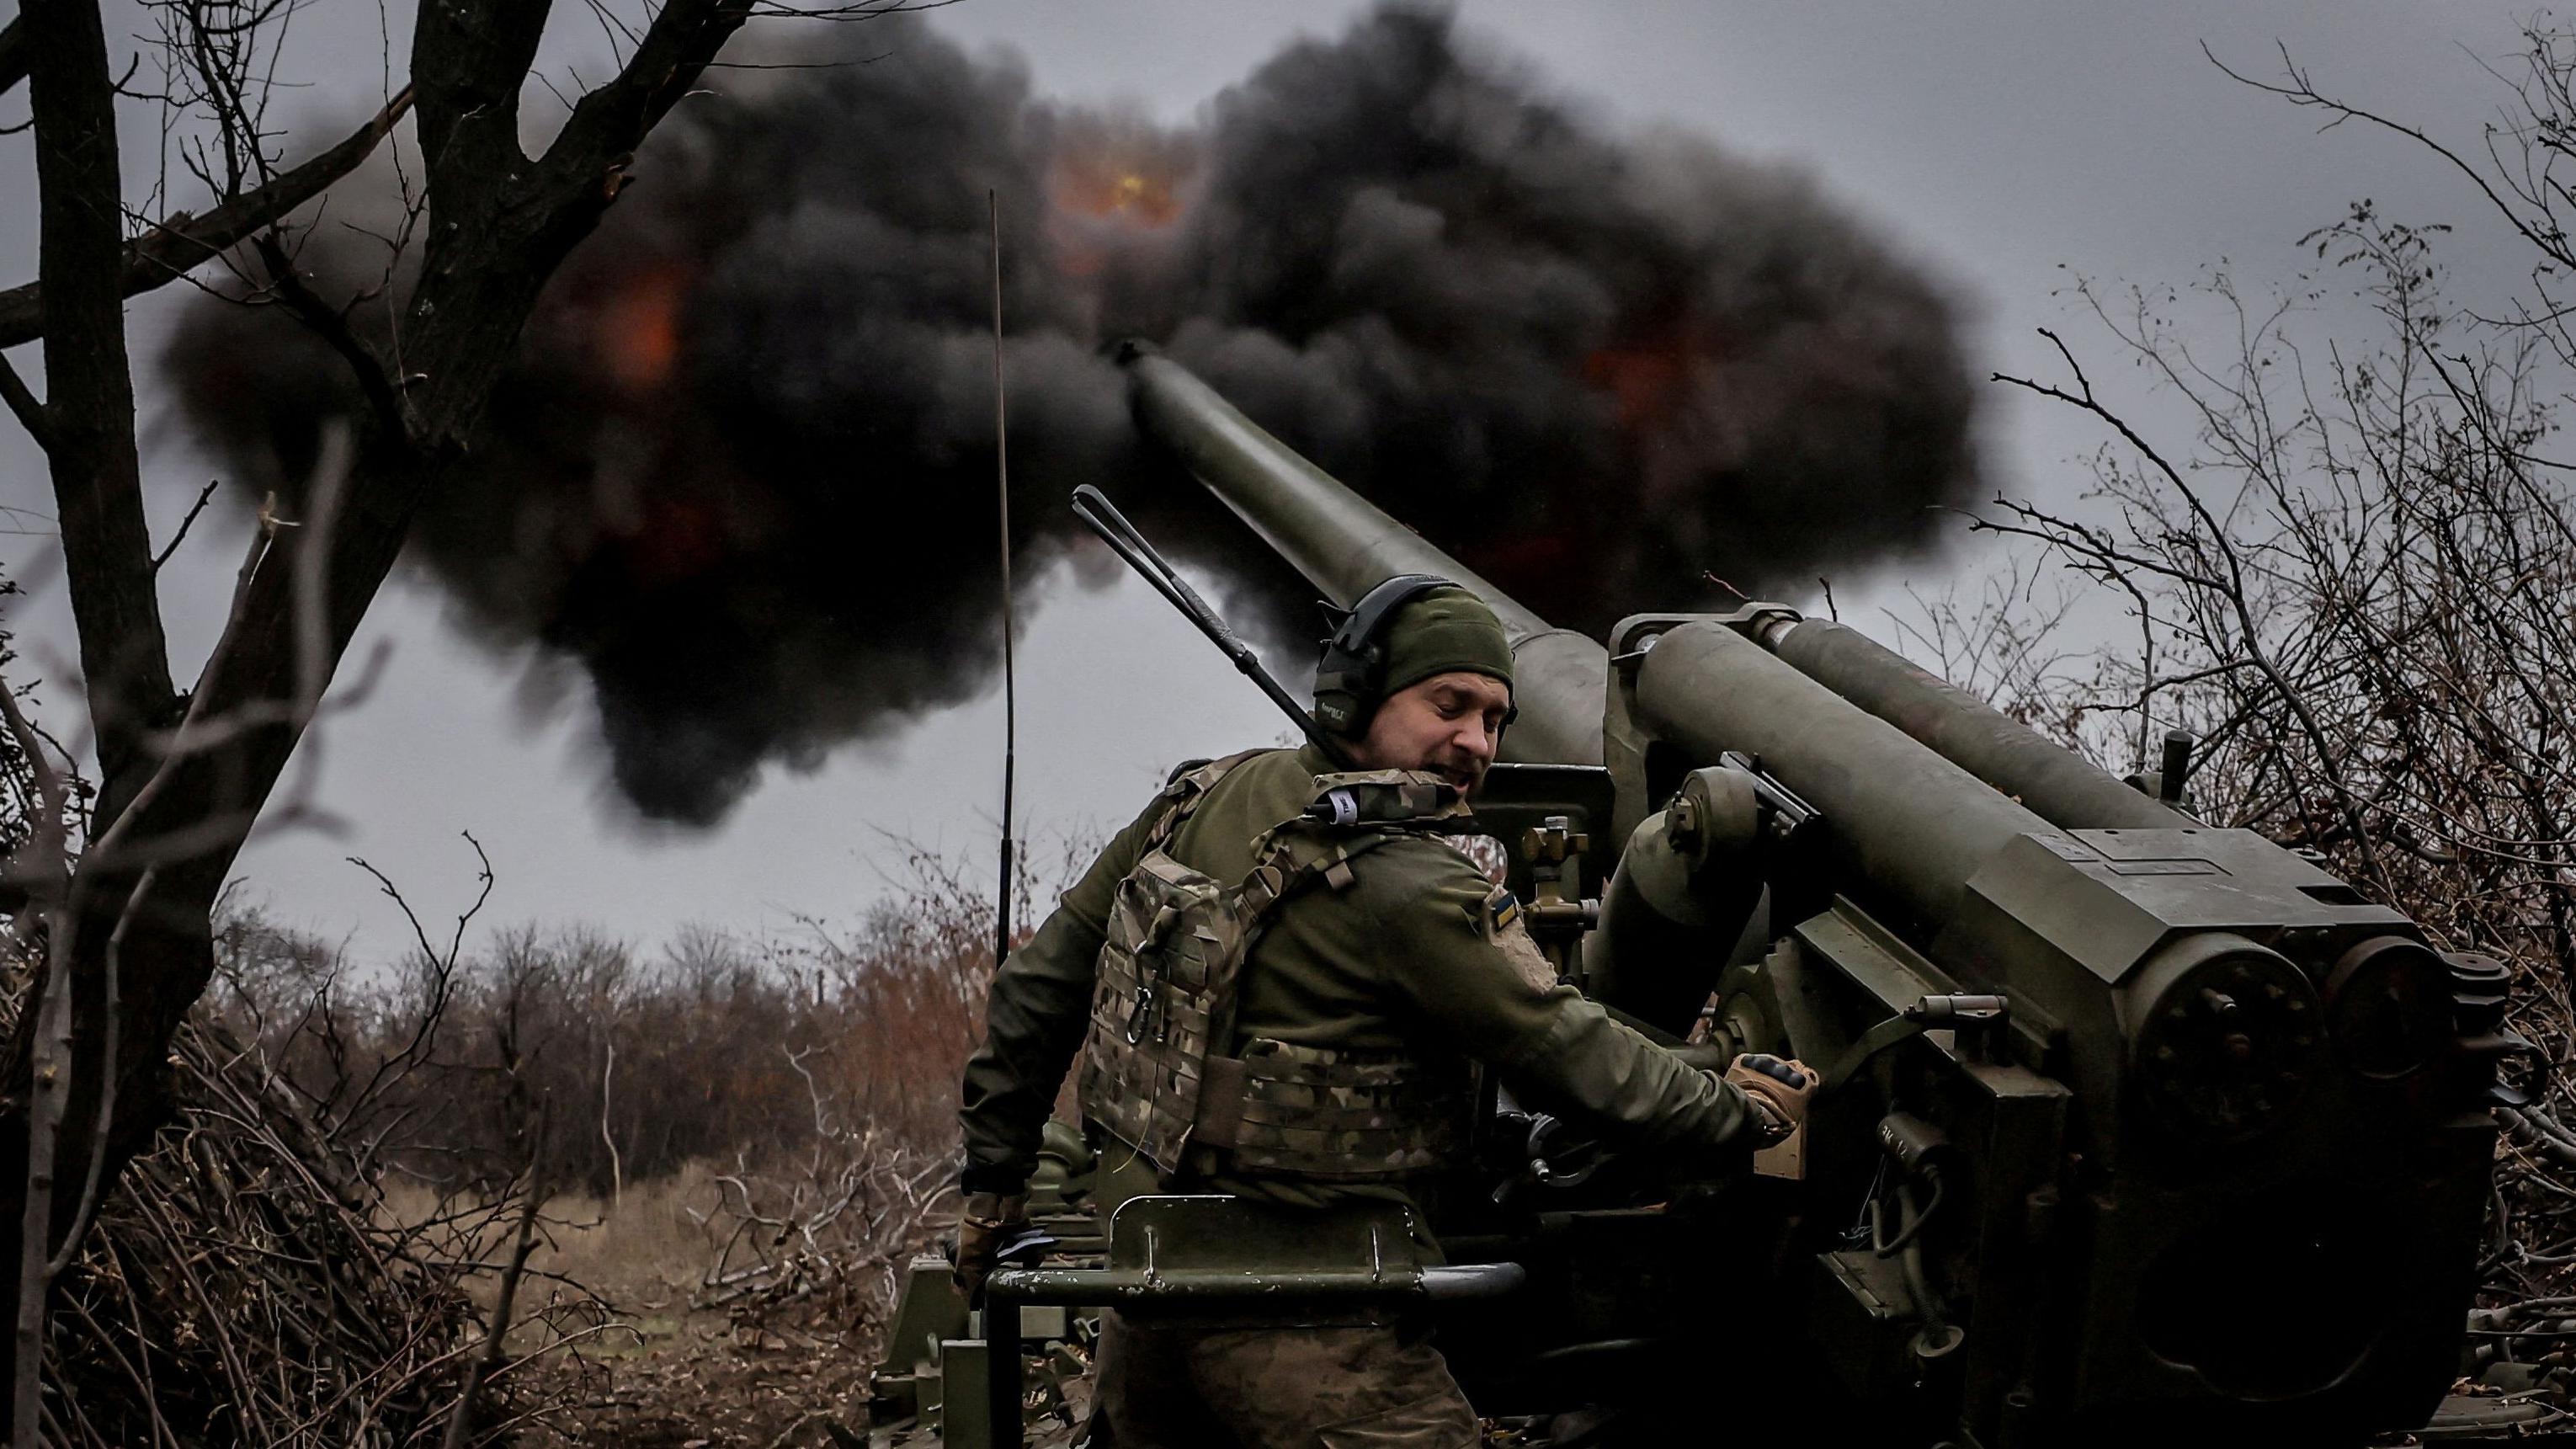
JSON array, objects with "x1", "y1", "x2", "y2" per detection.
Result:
[{"x1": 953, "y1": 575, "x2": 1817, "y2": 1447}]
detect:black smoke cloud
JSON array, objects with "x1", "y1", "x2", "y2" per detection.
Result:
[{"x1": 165, "y1": 5, "x2": 1981, "y2": 825}]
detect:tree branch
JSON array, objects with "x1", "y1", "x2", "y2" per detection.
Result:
[
  {"x1": 45, "y1": 866, "x2": 144, "y2": 1279},
  {"x1": 539, "y1": 0, "x2": 753, "y2": 203},
  {"x1": 0, "y1": 19, "x2": 24, "y2": 101},
  {"x1": 410, "y1": 1, "x2": 556, "y2": 201},
  {"x1": 0, "y1": 669, "x2": 69, "y2": 1449},
  {"x1": 151, "y1": 479, "x2": 220, "y2": 573},
  {"x1": 439, "y1": 1101, "x2": 548, "y2": 1449},
  {"x1": 252, "y1": 234, "x2": 408, "y2": 443},
  {"x1": 1995, "y1": 327, "x2": 2392, "y2": 888},
  {"x1": 2205, "y1": 40, "x2": 2576, "y2": 272},
  {"x1": 0, "y1": 351, "x2": 48, "y2": 453},
  {"x1": 0, "y1": 84, "x2": 415, "y2": 351},
  {"x1": 24, "y1": 0, "x2": 182, "y2": 814}
]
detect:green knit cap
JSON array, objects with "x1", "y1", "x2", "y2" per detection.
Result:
[{"x1": 1380, "y1": 585, "x2": 1515, "y2": 697}]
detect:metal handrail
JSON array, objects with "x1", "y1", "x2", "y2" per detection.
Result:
[{"x1": 975, "y1": 1260, "x2": 1525, "y2": 1446}]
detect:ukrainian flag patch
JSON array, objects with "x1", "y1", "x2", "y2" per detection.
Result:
[{"x1": 1479, "y1": 884, "x2": 1521, "y2": 938}]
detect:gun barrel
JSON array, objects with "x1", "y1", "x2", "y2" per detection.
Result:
[
  {"x1": 1760, "y1": 617, "x2": 2190, "y2": 831},
  {"x1": 1124, "y1": 349, "x2": 1608, "y2": 764},
  {"x1": 1630, "y1": 621, "x2": 2054, "y2": 930}
]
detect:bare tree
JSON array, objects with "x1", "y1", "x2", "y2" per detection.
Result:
[
  {"x1": 0, "y1": 0, "x2": 927, "y2": 1425},
  {"x1": 1967, "y1": 26, "x2": 2576, "y2": 1356}
]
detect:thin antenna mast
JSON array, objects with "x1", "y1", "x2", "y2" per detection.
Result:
[
  {"x1": 990, "y1": 190, "x2": 1018, "y2": 969},
  {"x1": 1069, "y1": 485, "x2": 1356, "y2": 770}
]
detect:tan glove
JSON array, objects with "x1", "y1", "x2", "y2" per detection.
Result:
[
  {"x1": 1725, "y1": 1053, "x2": 1820, "y2": 1145},
  {"x1": 950, "y1": 1191, "x2": 1028, "y2": 1303}
]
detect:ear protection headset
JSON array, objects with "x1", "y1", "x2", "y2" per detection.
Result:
[{"x1": 1311, "y1": 573, "x2": 1516, "y2": 738}]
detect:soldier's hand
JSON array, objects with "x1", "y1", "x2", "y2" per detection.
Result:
[
  {"x1": 1724, "y1": 1053, "x2": 1821, "y2": 1144},
  {"x1": 950, "y1": 1191, "x2": 1028, "y2": 1303}
]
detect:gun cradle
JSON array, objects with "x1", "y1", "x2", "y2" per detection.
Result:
[{"x1": 869, "y1": 349, "x2": 2512, "y2": 1449}]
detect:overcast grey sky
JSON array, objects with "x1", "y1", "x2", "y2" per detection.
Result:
[{"x1": 0, "y1": 0, "x2": 2540, "y2": 961}]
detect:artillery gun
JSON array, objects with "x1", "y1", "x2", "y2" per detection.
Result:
[{"x1": 871, "y1": 347, "x2": 2516, "y2": 1447}]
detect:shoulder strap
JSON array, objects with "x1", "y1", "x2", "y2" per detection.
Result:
[
  {"x1": 1142, "y1": 748, "x2": 1270, "y2": 853},
  {"x1": 1237, "y1": 829, "x2": 1402, "y2": 926}
]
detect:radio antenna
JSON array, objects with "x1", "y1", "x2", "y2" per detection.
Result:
[
  {"x1": 990, "y1": 190, "x2": 1019, "y2": 969},
  {"x1": 1069, "y1": 484, "x2": 1355, "y2": 770}
]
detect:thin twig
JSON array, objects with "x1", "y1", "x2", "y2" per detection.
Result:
[
  {"x1": 150, "y1": 480, "x2": 221, "y2": 573},
  {"x1": 45, "y1": 866, "x2": 147, "y2": 1278},
  {"x1": 440, "y1": 1102, "x2": 548, "y2": 1449}
]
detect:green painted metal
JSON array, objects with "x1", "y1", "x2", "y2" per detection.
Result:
[
  {"x1": 986, "y1": 1195, "x2": 1524, "y2": 1308},
  {"x1": 870, "y1": 1255, "x2": 971, "y2": 1424},
  {"x1": 1122, "y1": 348, "x2": 1609, "y2": 766},
  {"x1": 971, "y1": 1196, "x2": 1524, "y2": 1449},
  {"x1": 1627, "y1": 620, "x2": 2054, "y2": 930},
  {"x1": 863, "y1": 352, "x2": 2511, "y2": 1449},
  {"x1": 1764, "y1": 617, "x2": 2191, "y2": 831},
  {"x1": 938, "y1": 1337, "x2": 992, "y2": 1448}
]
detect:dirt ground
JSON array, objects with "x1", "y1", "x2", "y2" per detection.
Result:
[
  {"x1": 502, "y1": 1274, "x2": 1094, "y2": 1449},
  {"x1": 515, "y1": 1297, "x2": 885, "y2": 1448},
  {"x1": 401, "y1": 1167, "x2": 929, "y2": 1448},
  {"x1": 409, "y1": 1173, "x2": 1636, "y2": 1448}
]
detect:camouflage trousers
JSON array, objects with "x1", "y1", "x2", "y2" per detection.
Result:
[{"x1": 1088, "y1": 1309, "x2": 1482, "y2": 1448}]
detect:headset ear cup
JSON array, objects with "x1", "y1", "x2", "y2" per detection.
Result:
[
  {"x1": 1314, "y1": 688, "x2": 1360, "y2": 735},
  {"x1": 1309, "y1": 573, "x2": 1460, "y2": 741}
]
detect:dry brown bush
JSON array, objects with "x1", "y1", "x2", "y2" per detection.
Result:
[
  {"x1": 203, "y1": 836, "x2": 1094, "y2": 1353},
  {"x1": 0, "y1": 924, "x2": 591, "y2": 1447},
  {"x1": 209, "y1": 864, "x2": 991, "y2": 1199}
]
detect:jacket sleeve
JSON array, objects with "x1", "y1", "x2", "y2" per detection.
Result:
[
  {"x1": 1369, "y1": 850, "x2": 1762, "y2": 1158},
  {"x1": 955, "y1": 791, "x2": 1163, "y2": 1196}
]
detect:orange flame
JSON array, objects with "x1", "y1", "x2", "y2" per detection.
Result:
[
  {"x1": 1051, "y1": 152, "x2": 1184, "y2": 226},
  {"x1": 1583, "y1": 325, "x2": 1694, "y2": 431},
  {"x1": 598, "y1": 267, "x2": 690, "y2": 392}
]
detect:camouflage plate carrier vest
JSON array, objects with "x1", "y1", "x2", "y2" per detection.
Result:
[{"x1": 1078, "y1": 754, "x2": 1476, "y2": 1187}]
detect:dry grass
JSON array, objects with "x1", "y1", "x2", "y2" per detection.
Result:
[
  {"x1": 195, "y1": 843, "x2": 1046, "y2": 1443},
  {"x1": 385, "y1": 1164, "x2": 720, "y2": 1301},
  {"x1": 541, "y1": 1164, "x2": 735, "y2": 1302},
  {"x1": 379, "y1": 1158, "x2": 944, "y2": 1446}
]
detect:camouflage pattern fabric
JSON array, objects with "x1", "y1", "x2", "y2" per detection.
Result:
[
  {"x1": 1075, "y1": 752, "x2": 1259, "y2": 1179},
  {"x1": 1078, "y1": 844, "x2": 1246, "y2": 1180},
  {"x1": 961, "y1": 744, "x2": 1764, "y2": 1222},
  {"x1": 1080, "y1": 760, "x2": 1469, "y2": 1186},
  {"x1": 1291, "y1": 770, "x2": 1474, "y2": 832},
  {"x1": 1090, "y1": 1310, "x2": 1481, "y2": 1449},
  {"x1": 1206, "y1": 1037, "x2": 1467, "y2": 1180}
]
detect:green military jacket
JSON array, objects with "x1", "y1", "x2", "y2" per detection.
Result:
[{"x1": 957, "y1": 745, "x2": 1761, "y2": 1218}]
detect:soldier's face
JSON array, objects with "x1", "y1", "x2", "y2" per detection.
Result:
[{"x1": 1353, "y1": 671, "x2": 1512, "y2": 795}]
